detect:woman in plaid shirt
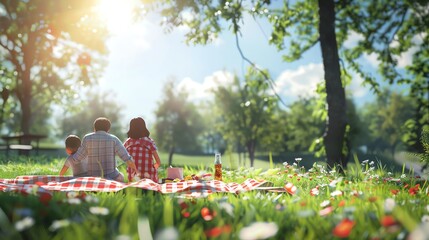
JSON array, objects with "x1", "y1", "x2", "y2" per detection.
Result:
[{"x1": 124, "y1": 117, "x2": 161, "y2": 183}]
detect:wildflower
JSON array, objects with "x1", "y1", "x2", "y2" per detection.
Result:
[
  {"x1": 338, "y1": 200, "x2": 346, "y2": 207},
  {"x1": 332, "y1": 218, "x2": 355, "y2": 238},
  {"x1": 310, "y1": 187, "x2": 319, "y2": 196},
  {"x1": 284, "y1": 183, "x2": 297, "y2": 195},
  {"x1": 381, "y1": 215, "x2": 398, "y2": 227},
  {"x1": 331, "y1": 190, "x2": 343, "y2": 197},
  {"x1": 421, "y1": 215, "x2": 429, "y2": 223},
  {"x1": 275, "y1": 204, "x2": 285, "y2": 211},
  {"x1": 204, "y1": 225, "x2": 232, "y2": 238},
  {"x1": 329, "y1": 180, "x2": 339, "y2": 188},
  {"x1": 239, "y1": 222, "x2": 278, "y2": 240},
  {"x1": 400, "y1": 174, "x2": 406, "y2": 179},
  {"x1": 362, "y1": 160, "x2": 369, "y2": 165},
  {"x1": 89, "y1": 207, "x2": 109, "y2": 216},
  {"x1": 384, "y1": 198, "x2": 396, "y2": 213},
  {"x1": 409, "y1": 184, "x2": 420, "y2": 195},
  {"x1": 201, "y1": 207, "x2": 217, "y2": 221},
  {"x1": 295, "y1": 158, "x2": 302, "y2": 163},
  {"x1": 154, "y1": 227, "x2": 179, "y2": 240},
  {"x1": 390, "y1": 189, "x2": 399, "y2": 195},
  {"x1": 49, "y1": 219, "x2": 70, "y2": 231},
  {"x1": 320, "y1": 200, "x2": 330, "y2": 208},
  {"x1": 66, "y1": 191, "x2": 79, "y2": 198},
  {"x1": 15, "y1": 217, "x2": 35, "y2": 231},
  {"x1": 66, "y1": 198, "x2": 82, "y2": 205},
  {"x1": 368, "y1": 196, "x2": 378, "y2": 202},
  {"x1": 282, "y1": 162, "x2": 288, "y2": 167},
  {"x1": 181, "y1": 211, "x2": 190, "y2": 218},
  {"x1": 319, "y1": 206, "x2": 334, "y2": 216},
  {"x1": 84, "y1": 195, "x2": 99, "y2": 203},
  {"x1": 219, "y1": 202, "x2": 234, "y2": 217},
  {"x1": 408, "y1": 222, "x2": 429, "y2": 240},
  {"x1": 39, "y1": 192, "x2": 52, "y2": 205}
]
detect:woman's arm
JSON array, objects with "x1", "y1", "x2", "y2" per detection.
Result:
[{"x1": 153, "y1": 150, "x2": 161, "y2": 169}]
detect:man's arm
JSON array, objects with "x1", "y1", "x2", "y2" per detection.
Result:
[
  {"x1": 114, "y1": 136, "x2": 138, "y2": 175},
  {"x1": 68, "y1": 139, "x2": 88, "y2": 163}
]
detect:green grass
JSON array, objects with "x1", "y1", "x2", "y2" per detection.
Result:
[{"x1": 1, "y1": 153, "x2": 428, "y2": 239}]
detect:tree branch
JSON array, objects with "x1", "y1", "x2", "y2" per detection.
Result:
[{"x1": 233, "y1": 33, "x2": 288, "y2": 108}]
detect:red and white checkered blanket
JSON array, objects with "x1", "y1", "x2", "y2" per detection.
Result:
[{"x1": 0, "y1": 176, "x2": 265, "y2": 194}]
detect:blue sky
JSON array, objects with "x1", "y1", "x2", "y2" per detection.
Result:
[{"x1": 94, "y1": 0, "x2": 416, "y2": 127}]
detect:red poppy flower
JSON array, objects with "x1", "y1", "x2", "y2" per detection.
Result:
[
  {"x1": 39, "y1": 192, "x2": 52, "y2": 205},
  {"x1": 390, "y1": 189, "x2": 399, "y2": 195},
  {"x1": 181, "y1": 211, "x2": 190, "y2": 218},
  {"x1": 201, "y1": 207, "x2": 217, "y2": 221},
  {"x1": 381, "y1": 215, "x2": 397, "y2": 227},
  {"x1": 368, "y1": 196, "x2": 378, "y2": 202},
  {"x1": 408, "y1": 184, "x2": 419, "y2": 195},
  {"x1": 332, "y1": 218, "x2": 355, "y2": 238},
  {"x1": 204, "y1": 225, "x2": 232, "y2": 238},
  {"x1": 284, "y1": 183, "x2": 297, "y2": 195},
  {"x1": 338, "y1": 200, "x2": 346, "y2": 207}
]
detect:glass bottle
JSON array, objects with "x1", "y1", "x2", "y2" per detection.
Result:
[{"x1": 214, "y1": 153, "x2": 222, "y2": 181}]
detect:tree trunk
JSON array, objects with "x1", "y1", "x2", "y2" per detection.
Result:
[
  {"x1": 247, "y1": 141, "x2": 256, "y2": 167},
  {"x1": 168, "y1": 145, "x2": 175, "y2": 167},
  {"x1": 318, "y1": 0, "x2": 347, "y2": 171},
  {"x1": 20, "y1": 69, "x2": 32, "y2": 138}
]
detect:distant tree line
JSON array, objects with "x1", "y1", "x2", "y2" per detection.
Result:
[{"x1": 153, "y1": 68, "x2": 428, "y2": 167}]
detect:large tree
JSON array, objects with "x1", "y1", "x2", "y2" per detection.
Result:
[
  {"x1": 154, "y1": 79, "x2": 205, "y2": 166},
  {"x1": 142, "y1": 0, "x2": 347, "y2": 170},
  {"x1": 340, "y1": 0, "x2": 429, "y2": 153},
  {"x1": 0, "y1": 0, "x2": 109, "y2": 137},
  {"x1": 141, "y1": 0, "x2": 428, "y2": 170},
  {"x1": 59, "y1": 91, "x2": 125, "y2": 141},
  {"x1": 213, "y1": 67, "x2": 278, "y2": 167}
]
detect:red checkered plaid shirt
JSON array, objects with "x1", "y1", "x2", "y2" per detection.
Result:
[{"x1": 124, "y1": 137, "x2": 158, "y2": 182}]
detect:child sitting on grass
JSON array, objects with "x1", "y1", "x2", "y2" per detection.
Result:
[{"x1": 59, "y1": 135, "x2": 87, "y2": 177}]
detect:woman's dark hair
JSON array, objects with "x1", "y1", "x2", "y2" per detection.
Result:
[{"x1": 127, "y1": 117, "x2": 150, "y2": 139}]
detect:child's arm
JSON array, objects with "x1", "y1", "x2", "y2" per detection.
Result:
[
  {"x1": 153, "y1": 150, "x2": 161, "y2": 169},
  {"x1": 59, "y1": 163, "x2": 69, "y2": 176}
]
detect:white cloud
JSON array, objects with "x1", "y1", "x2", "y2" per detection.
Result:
[
  {"x1": 178, "y1": 70, "x2": 235, "y2": 102},
  {"x1": 275, "y1": 63, "x2": 369, "y2": 102},
  {"x1": 393, "y1": 34, "x2": 424, "y2": 68},
  {"x1": 348, "y1": 74, "x2": 368, "y2": 98},
  {"x1": 344, "y1": 31, "x2": 364, "y2": 48},
  {"x1": 363, "y1": 52, "x2": 381, "y2": 68},
  {"x1": 275, "y1": 63, "x2": 324, "y2": 101}
]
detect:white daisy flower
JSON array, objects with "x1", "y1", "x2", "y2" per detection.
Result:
[
  {"x1": 384, "y1": 198, "x2": 396, "y2": 213},
  {"x1": 89, "y1": 206, "x2": 109, "y2": 216},
  {"x1": 49, "y1": 219, "x2": 70, "y2": 231},
  {"x1": 239, "y1": 222, "x2": 278, "y2": 240},
  {"x1": 15, "y1": 217, "x2": 35, "y2": 231}
]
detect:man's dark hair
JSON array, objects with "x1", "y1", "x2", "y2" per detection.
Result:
[
  {"x1": 65, "y1": 135, "x2": 81, "y2": 150},
  {"x1": 94, "y1": 117, "x2": 111, "y2": 132}
]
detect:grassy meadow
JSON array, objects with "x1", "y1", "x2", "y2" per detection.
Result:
[{"x1": 0, "y1": 152, "x2": 428, "y2": 240}]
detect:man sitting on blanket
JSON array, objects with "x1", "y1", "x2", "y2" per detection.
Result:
[{"x1": 66, "y1": 117, "x2": 138, "y2": 182}]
